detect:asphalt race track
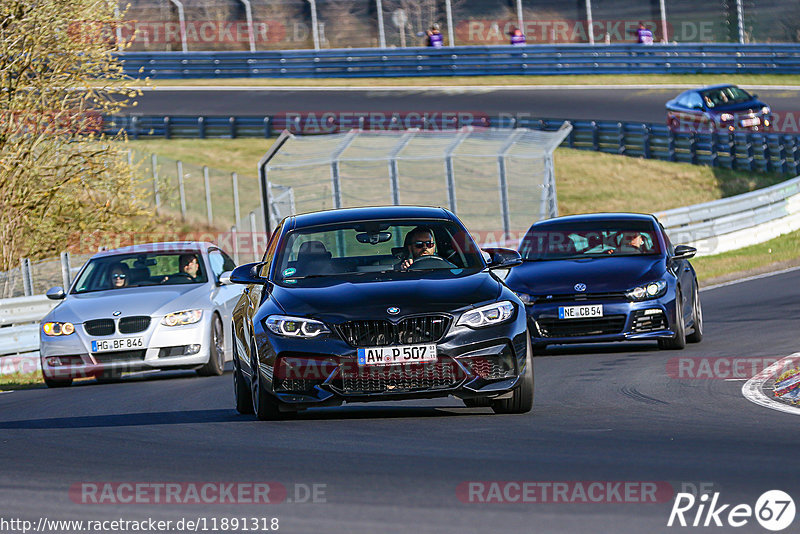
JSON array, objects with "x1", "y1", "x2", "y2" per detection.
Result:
[
  {"x1": 2, "y1": 269, "x2": 799, "y2": 533},
  {"x1": 131, "y1": 87, "x2": 800, "y2": 124}
]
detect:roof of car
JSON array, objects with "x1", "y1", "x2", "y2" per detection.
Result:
[
  {"x1": 90, "y1": 241, "x2": 215, "y2": 259},
  {"x1": 528, "y1": 212, "x2": 658, "y2": 228},
  {"x1": 289, "y1": 206, "x2": 455, "y2": 229},
  {"x1": 694, "y1": 83, "x2": 738, "y2": 92}
]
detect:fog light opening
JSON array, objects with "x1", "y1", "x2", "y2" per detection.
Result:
[
  {"x1": 46, "y1": 356, "x2": 62, "y2": 367},
  {"x1": 643, "y1": 308, "x2": 662, "y2": 316},
  {"x1": 186, "y1": 344, "x2": 201, "y2": 355}
]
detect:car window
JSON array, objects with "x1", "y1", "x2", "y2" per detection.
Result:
[
  {"x1": 208, "y1": 249, "x2": 236, "y2": 278},
  {"x1": 72, "y1": 251, "x2": 208, "y2": 293},
  {"x1": 701, "y1": 86, "x2": 752, "y2": 108},
  {"x1": 519, "y1": 221, "x2": 661, "y2": 260},
  {"x1": 686, "y1": 92, "x2": 703, "y2": 110},
  {"x1": 676, "y1": 92, "x2": 693, "y2": 108},
  {"x1": 273, "y1": 219, "x2": 484, "y2": 281}
]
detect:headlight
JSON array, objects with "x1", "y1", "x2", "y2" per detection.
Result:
[
  {"x1": 626, "y1": 280, "x2": 667, "y2": 301},
  {"x1": 457, "y1": 301, "x2": 515, "y2": 328},
  {"x1": 761, "y1": 106, "x2": 771, "y2": 115},
  {"x1": 719, "y1": 113, "x2": 734, "y2": 122},
  {"x1": 514, "y1": 292, "x2": 536, "y2": 306},
  {"x1": 42, "y1": 322, "x2": 75, "y2": 336},
  {"x1": 161, "y1": 309, "x2": 203, "y2": 326},
  {"x1": 265, "y1": 315, "x2": 330, "y2": 338}
]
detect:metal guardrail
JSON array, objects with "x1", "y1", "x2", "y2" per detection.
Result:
[
  {"x1": 119, "y1": 44, "x2": 800, "y2": 78},
  {"x1": 0, "y1": 295, "x2": 57, "y2": 375},
  {"x1": 103, "y1": 115, "x2": 800, "y2": 176}
]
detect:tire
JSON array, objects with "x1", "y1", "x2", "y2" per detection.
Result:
[
  {"x1": 659, "y1": 289, "x2": 687, "y2": 350},
  {"x1": 686, "y1": 283, "x2": 704, "y2": 343},
  {"x1": 233, "y1": 338, "x2": 254, "y2": 414},
  {"x1": 491, "y1": 333, "x2": 534, "y2": 414},
  {"x1": 197, "y1": 314, "x2": 225, "y2": 376},
  {"x1": 250, "y1": 350, "x2": 284, "y2": 421}
]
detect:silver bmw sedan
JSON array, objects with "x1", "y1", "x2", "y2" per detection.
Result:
[{"x1": 39, "y1": 242, "x2": 242, "y2": 387}]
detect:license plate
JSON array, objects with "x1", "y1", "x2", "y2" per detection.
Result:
[
  {"x1": 357, "y1": 344, "x2": 437, "y2": 366},
  {"x1": 91, "y1": 337, "x2": 145, "y2": 353},
  {"x1": 741, "y1": 117, "x2": 760, "y2": 127},
  {"x1": 558, "y1": 305, "x2": 603, "y2": 319}
]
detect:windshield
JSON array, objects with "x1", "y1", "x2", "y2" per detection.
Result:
[
  {"x1": 701, "y1": 86, "x2": 753, "y2": 108},
  {"x1": 274, "y1": 219, "x2": 484, "y2": 282},
  {"x1": 519, "y1": 220, "x2": 661, "y2": 260},
  {"x1": 72, "y1": 251, "x2": 208, "y2": 293}
]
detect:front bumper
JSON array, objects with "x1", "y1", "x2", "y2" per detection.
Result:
[
  {"x1": 253, "y1": 318, "x2": 529, "y2": 409},
  {"x1": 40, "y1": 317, "x2": 212, "y2": 379},
  {"x1": 526, "y1": 298, "x2": 676, "y2": 346}
]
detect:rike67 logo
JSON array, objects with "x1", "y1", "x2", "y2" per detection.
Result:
[{"x1": 668, "y1": 490, "x2": 795, "y2": 531}]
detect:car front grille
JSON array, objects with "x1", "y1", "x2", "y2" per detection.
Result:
[
  {"x1": 631, "y1": 310, "x2": 668, "y2": 333},
  {"x1": 536, "y1": 315, "x2": 627, "y2": 338},
  {"x1": 336, "y1": 358, "x2": 462, "y2": 394},
  {"x1": 534, "y1": 293, "x2": 628, "y2": 304},
  {"x1": 337, "y1": 315, "x2": 451, "y2": 347},
  {"x1": 119, "y1": 316, "x2": 151, "y2": 334},
  {"x1": 92, "y1": 350, "x2": 147, "y2": 364},
  {"x1": 84, "y1": 319, "x2": 115, "y2": 336}
]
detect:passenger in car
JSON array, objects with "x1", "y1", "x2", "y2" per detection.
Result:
[{"x1": 108, "y1": 263, "x2": 130, "y2": 288}]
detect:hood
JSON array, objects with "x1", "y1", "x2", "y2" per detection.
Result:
[
  {"x1": 270, "y1": 271, "x2": 501, "y2": 322},
  {"x1": 48, "y1": 284, "x2": 211, "y2": 323},
  {"x1": 505, "y1": 256, "x2": 666, "y2": 295}
]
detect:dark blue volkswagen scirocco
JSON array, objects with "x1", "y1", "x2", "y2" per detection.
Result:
[
  {"x1": 229, "y1": 206, "x2": 532, "y2": 420},
  {"x1": 505, "y1": 213, "x2": 703, "y2": 351}
]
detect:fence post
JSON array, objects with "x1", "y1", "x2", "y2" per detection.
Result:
[
  {"x1": 229, "y1": 116, "x2": 237, "y2": 138},
  {"x1": 60, "y1": 252, "x2": 72, "y2": 290},
  {"x1": 444, "y1": 131, "x2": 469, "y2": 214},
  {"x1": 710, "y1": 131, "x2": 719, "y2": 167},
  {"x1": 231, "y1": 225, "x2": 240, "y2": 265},
  {"x1": 163, "y1": 116, "x2": 171, "y2": 139},
  {"x1": 263, "y1": 116, "x2": 271, "y2": 138},
  {"x1": 642, "y1": 124, "x2": 651, "y2": 159},
  {"x1": 177, "y1": 160, "x2": 187, "y2": 221},
  {"x1": 203, "y1": 166, "x2": 213, "y2": 225},
  {"x1": 250, "y1": 211, "x2": 259, "y2": 262},
  {"x1": 198, "y1": 116, "x2": 206, "y2": 139},
  {"x1": 591, "y1": 121, "x2": 599, "y2": 151},
  {"x1": 617, "y1": 122, "x2": 625, "y2": 155},
  {"x1": 151, "y1": 153, "x2": 161, "y2": 214},
  {"x1": 232, "y1": 172, "x2": 241, "y2": 229},
  {"x1": 20, "y1": 258, "x2": 33, "y2": 297}
]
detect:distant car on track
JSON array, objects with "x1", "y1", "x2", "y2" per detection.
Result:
[
  {"x1": 666, "y1": 84, "x2": 772, "y2": 133},
  {"x1": 229, "y1": 206, "x2": 533, "y2": 420},
  {"x1": 505, "y1": 213, "x2": 702, "y2": 351},
  {"x1": 40, "y1": 242, "x2": 242, "y2": 387}
]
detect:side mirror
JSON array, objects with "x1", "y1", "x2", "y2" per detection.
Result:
[
  {"x1": 672, "y1": 244, "x2": 696, "y2": 260},
  {"x1": 46, "y1": 286, "x2": 66, "y2": 300},
  {"x1": 482, "y1": 248, "x2": 523, "y2": 269},
  {"x1": 229, "y1": 262, "x2": 268, "y2": 285},
  {"x1": 217, "y1": 270, "x2": 233, "y2": 286}
]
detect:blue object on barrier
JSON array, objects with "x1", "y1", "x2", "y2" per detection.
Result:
[{"x1": 117, "y1": 44, "x2": 800, "y2": 79}]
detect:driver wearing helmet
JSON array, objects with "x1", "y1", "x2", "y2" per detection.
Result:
[{"x1": 397, "y1": 226, "x2": 437, "y2": 270}]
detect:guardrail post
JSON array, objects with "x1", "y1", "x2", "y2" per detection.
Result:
[
  {"x1": 617, "y1": 122, "x2": 625, "y2": 155},
  {"x1": 229, "y1": 116, "x2": 237, "y2": 138},
  {"x1": 729, "y1": 133, "x2": 737, "y2": 170},
  {"x1": 710, "y1": 131, "x2": 719, "y2": 168},
  {"x1": 788, "y1": 136, "x2": 799, "y2": 175},
  {"x1": 203, "y1": 166, "x2": 213, "y2": 225},
  {"x1": 177, "y1": 160, "x2": 187, "y2": 221},
  {"x1": 232, "y1": 172, "x2": 241, "y2": 228},
  {"x1": 20, "y1": 258, "x2": 33, "y2": 297},
  {"x1": 642, "y1": 124, "x2": 651, "y2": 159},
  {"x1": 198, "y1": 117, "x2": 205, "y2": 139},
  {"x1": 263, "y1": 117, "x2": 271, "y2": 138},
  {"x1": 151, "y1": 154, "x2": 161, "y2": 214},
  {"x1": 163, "y1": 116, "x2": 171, "y2": 139},
  {"x1": 777, "y1": 136, "x2": 787, "y2": 174},
  {"x1": 60, "y1": 252, "x2": 72, "y2": 290},
  {"x1": 591, "y1": 121, "x2": 599, "y2": 151},
  {"x1": 568, "y1": 127, "x2": 575, "y2": 149},
  {"x1": 131, "y1": 116, "x2": 140, "y2": 140},
  {"x1": 689, "y1": 131, "x2": 698, "y2": 164},
  {"x1": 668, "y1": 128, "x2": 676, "y2": 162},
  {"x1": 745, "y1": 134, "x2": 755, "y2": 171}
]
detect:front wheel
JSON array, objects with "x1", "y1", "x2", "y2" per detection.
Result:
[
  {"x1": 198, "y1": 314, "x2": 225, "y2": 376},
  {"x1": 491, "y1": 333, "x2": 534, "y2": 414},
  {"x1": 43, "y1": 373, "x2": 72, "y2": 388},
  {"x1": 250, "y1": 350, "x2": 287, "y2": 420},
  {"x1": 659, "y1": 290, "x2": 687, "y2": 350},
  {"x1": 686, "y1": 284, "x2": 703, "y2": 343},
  {"x1": 233, "y1": 336, "x2": 253, "y2": 414}
]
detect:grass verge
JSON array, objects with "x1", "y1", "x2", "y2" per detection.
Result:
[
  {"x1": 134, "y1": 74, "x2": 800, "y2": 88},
  {"x1": 694, "y1": 229, "x2": 800, "y2": 283},
  {"x1": 0, "y1": 371, "x2": 44, "y2": 391}
]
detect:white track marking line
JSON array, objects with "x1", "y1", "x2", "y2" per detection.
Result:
[
  {"x1": 701, "y1": 265, "x2": 800, "y2": 292},
  {"x1": 742, "y1": 353, "x2": 800, "y2": 416}
]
